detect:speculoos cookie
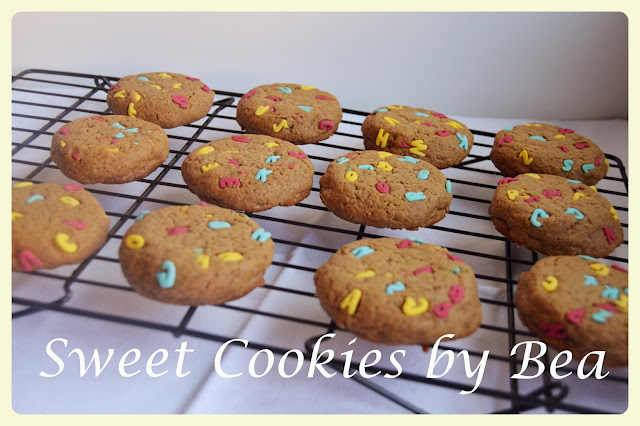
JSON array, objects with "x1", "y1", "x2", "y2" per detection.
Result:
[
  {"x1": 361, "y1": 105, "x2": 473, "y2": 169},
  {"x1": 490, "y1": 123, "x2": 608, "y2": 185},
  {"x1": 314, "y1": 238, "x2": 482, "y2": 346},
  {"x1": 106, "y1": 72, "x2": 214, "y2": 128},
  {"x1": 489, "y1": 173, "x2": 623, "y2": 257},
  {"x1": 516, "y1": 255, "x2": 628, "y2": 366},
  {"x1": 181, "y1": 134, "x2": 314, "y2": 212},
  {"x1": 51, "y1": 115, "x2": 170, "y2": 184},
  {"x1": 235, "y1": 83, "x2": 342, "y2": 145},
  {"x1": 319, "y1": 150, "x2": 452, "y2": 230},
  {"x1": 12, "y1": 182, "x2": 110, "y2": 271},
  {"x1": 119, "y1": 204, "x2": 274, "y2": 306}
]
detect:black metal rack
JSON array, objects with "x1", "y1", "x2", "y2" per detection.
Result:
[{"x1": 11, "y1": 69, "x2": 629, "y2": 414}]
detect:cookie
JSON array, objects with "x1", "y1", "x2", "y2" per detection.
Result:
[
  {"x1": 361, "y1": 105, "x2": 474, "y2": 169},
  {"x1": 489, "y1": 173, "x2": 623, "y2": 257},
  {"x1": 51, "y1": 115, "x2": 170, "y2": 184},
  {"x1": 181, "y1": 134, "x2": 314, "y2": 212},
  {"x1": 106, "y1": 72, "x2": 214, "y2": 128},
  {"x1": 235, "y1": 83, "x2": 343, "y2": 145},
  {"x1": 119, "y1": 204, "x2": 274, "y2": 305},
  {"x1": 314, "y1": 238, "x2": 482, "y2": 346},
  {"x1": 516, "y1": 255, "x2": 628, "y2": 367},
  {"x1": 319, "y1": 150, "x2": 452, "y2": 229},
  {"x1": 12, "y1": 182, "x2": 110, "y2": 271},
  {"x1": 490, "y1": 123, "x2": 608, "y2": 186}
]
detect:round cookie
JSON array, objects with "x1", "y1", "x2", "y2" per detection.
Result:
[
  {"x1": 314, "y1": 238, "x2": 482, "y2": 346},
  {"x1": 235, "y1": 83, "x2": 343, "y2": 145},
  {"x1": 490, "y1": 123, "x2": 608, "y2": 186},
  {"x1": 361, "y1": 105, "x2": 474, "y2": 169},
  {"x1": 51, "y1": 115, "x2": 170, "y2": 184},
  {"x1": 489, "y1": 173, "x2": 623, "y2": 257},
  {"x1": 319, "y1": 150, "x2": 452, "y2": 230},
  {"x1": 516, "y1": 256, "x2": 628, "y2": 367},
  {"x1": 12, "y1": 182, "x2": 110, "y2": 271},
  {"x1": 181, "y1": 134, "x2": 314, "y2": 212},
  {"x1": 106, "y1": 72, "x2": 214, "y2": 128},
  {"x1": 119, "y1": 204, "x2": 274, "y2": 306}
]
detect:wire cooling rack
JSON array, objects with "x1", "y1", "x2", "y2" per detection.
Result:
[{"x1": 11, "y1": 69, "x2": 629, "y2": 414}]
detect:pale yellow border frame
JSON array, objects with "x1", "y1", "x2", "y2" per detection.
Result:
[{"x1": 2, "y1": 2, "x2": 636, "y2": 424}]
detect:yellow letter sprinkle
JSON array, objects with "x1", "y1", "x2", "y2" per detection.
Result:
[
  {"x1": 355, "y1": 269, "x2": 376, "y2": 279},
  {"x1": 218, "y1": 252, "x2": 243, "y2": 262},
  {"x1": 125, "y1": 234, "x2": 145, "y2": 250},
  {"x1": 541, "y1": 276, "x2": 558, "y2": 293},
  {"x1": 345, "y1": 171, "x2": 358, "y2": 182},
  {"x1": 255, "y1": 106, "x2": 270, "y2": 116},
  {"x1": 272, "y1": 119, "x2": 288, "y2": 132},
  {"x1": 201, "y1": 163, "x2": 219, "y2": 173},
  {"x1": 377, "y1": 162, "x2": 393, "y2": 172},
  {"x1": 402, "y1": 297, "x2": 429, "y2": 317},
  {"x1": 196, "y1": 254, "x2": 210, "y2": 269},
  {"x1": 409, "y1": 140, "x2": 427, "y2": 157},
  {"x1": 198, "y1": 146, "x2": 215, "y2": 155},
  {"x1": 340, "y1": 289, "x2": 362, "y2": 315},
  {"x1": 59, "y1": 196, "x2": 80, "y2": 207},
  {"x1": 55, "y1": 233, "x2": 78, "y2": 254},
  {"x1": 376, "y1": 128, "x2": 390, "y2": 148},
  {"x1": 113, "y1": 90, "x2": 126, "y2": 99}
]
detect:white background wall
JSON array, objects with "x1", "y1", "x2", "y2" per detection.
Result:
[{"x1": 12, "y1": 12, "x2": 628, "y2": 120}]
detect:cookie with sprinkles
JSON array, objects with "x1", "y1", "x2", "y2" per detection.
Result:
[
  {"x1": 51, "y1": 115, "x2": 170, "y2": 184},
  {"x1": 106, "y1": 72, "x2": 214, "y2": 128},
  {"x1": 180, "y1": 134, "x2": 314, "y2": 212},
  {"x1": 12, "y1": 182, "x2": 110, "y2": 271},
  {"x1": 489, "y1": 173, "x2": 623, "y2": 257},
  {"x1": 490, "y1": 123, "x2": 608, "y2": 185},
  {"x1": 314, "y1": 238, "x2": 482, "y2": 346},
  {"x1": 516, "y1": 255, "x2": 628, "y2": 366},
  {"x1": 119, "y1": 204, "x2": 274, "y2": 305},
  {"x1": 319, "y1": 150, "x2": 453, "y2": 229},
  {"x1": 235, "y1": 83, "x2": 343, "y2": 144},
  {"x1": 361, "y1": 105, "x2": 474, "y2": 169}
]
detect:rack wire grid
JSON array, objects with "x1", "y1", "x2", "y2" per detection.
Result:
[{"x1": 11, "y1": 69, "x2": 629, "y2": 415}]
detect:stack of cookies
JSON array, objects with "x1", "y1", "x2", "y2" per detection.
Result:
[{"x1": 485, "y1": 123, "x2": 626, "y2": 365}]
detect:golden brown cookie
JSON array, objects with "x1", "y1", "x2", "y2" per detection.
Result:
[
  {"x1": 119, "y1": 204, "x2": 274, "y2": 306},
  {"x1": 319, "y1": 150, "x2": 452, "y2": 229},
  {"x1": 516, "y1": 256, "x2": 628, "y2": 367},
  {"x1": 235, "y1": 83, "x2": 343, "y2": 145},
  {"x1": 12, "y1": 182, "x2": 110, "y2": 271},
  {"x1": 489, "y1": 173, "x2": 623, "y2": 257},
  {"x1": 51, "y1": 115, "x2": 170, "y2": 184},
  {"x1": 361, "y1": 105, "x2": 473, "y2": 168},
  {"x1": 106, "y1": 72, "x2": 214, "y2": 128},
  {"x1": 490, "y1": 123, "x2": 608, "y2": 185},
  {"x1": 181, "y1": 134, "x2": 314, "y2": 212},
  {"x1": 314, "y1": 238, "x2": 482, "y2": 346}
]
